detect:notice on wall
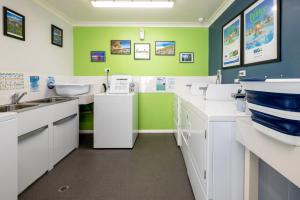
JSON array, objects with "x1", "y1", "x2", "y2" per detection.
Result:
[
  {"x1": 156, "y1": 77, "x2": 166, "y2": 91},
  {"x1": 0, "y1": 73, "x2": 24, "y2": 90},
  {"x1": 30, "y1": 76, "x2": 40, "y2": 92}
]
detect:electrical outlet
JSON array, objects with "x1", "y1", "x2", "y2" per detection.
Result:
[{"x1": 239, "y1": 70, "x2": 246, "y2": 77}]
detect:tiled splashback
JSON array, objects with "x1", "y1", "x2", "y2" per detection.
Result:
[
  {"x1": 0, "y1": 73, "x2": 217, "y2": 105},
  {"x1": 0, "y1": 73, "x2": 69, "y2": 105}
]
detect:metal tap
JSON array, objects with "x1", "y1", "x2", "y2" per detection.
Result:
[{"x1": 11, "y1": 92, "x2": 27, "y2": 104}]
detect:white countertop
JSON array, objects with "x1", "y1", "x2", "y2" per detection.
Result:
[
  {"x1": 0, "y1": 112, "x2": 17, "y2": 122},
  {"x1": 77, "y1": 94, "x2": 94, "y2": 105},
  {"x1": 177, "y1": 93, "x2": 248, "y2": 122}
]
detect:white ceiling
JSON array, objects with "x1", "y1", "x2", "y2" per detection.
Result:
[{"x1": 35, "y1": 0, "x2": 231, "y2": 26}]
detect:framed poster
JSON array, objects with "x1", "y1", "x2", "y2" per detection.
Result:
[
  {"x1": 111, "y1": 40, "x2": 131, "y2": 55},
  {"x1": 3, "y1": 7, "x2": 25, "y2": 41},
  {"x1": 179, "y1": 52, "x2": 194, "y2": 63},
  {"x1": 243, "y1": 0, "x2": 281, "y2": 66},
  {"x1": 222, "y1": 15, "x2": 242, "y2": 68},
  {"x1": 51, "y1": 25, "x2": 63, "y2": 47},
  {"x1": 91, "y1": 51, "x2": 106, "y2": 62},
  {"x1": 155, "y1": 41, "x2": 175, "y2": 56},
  {"x1": 134, "y1": 43, "x2": 150, "y2": 60}
]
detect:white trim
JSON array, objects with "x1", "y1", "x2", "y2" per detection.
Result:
[
  {"x1": 207, "y1": 0, "x2": 236, "y2": 26},
  {"x1": 73, "y1": 21, "x2": 209, "y2": 28},
  {"x1": 138, "y1": 130, "x2": 174, "y2": 134},
  {"x1": 32, "y1": 0, "x2": 73, "y2": 24}
]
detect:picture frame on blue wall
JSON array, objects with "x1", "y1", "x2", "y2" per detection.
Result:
[
  {"x1": 243, "y1": 0, "x2": 281, "y2": 66},
  {"x1": 222, "y1": 15, "x2": 242, "y2": 69}
]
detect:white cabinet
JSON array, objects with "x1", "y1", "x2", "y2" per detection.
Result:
[
  {"x1": 53, "y1": 113, "x2": 78, "y2": 165},
  {"x1": 0, "y1": 114, "x2": 17, "y2": 200},
  {"x1": 178, "y1": 97, "x2": 244, "y2": 200},
  {"x1": 18, "y1": 126, "x2": 49, "y2": 194},
  {"x1": 17, "y1": 99, "x2": 79, "y2": 193}
]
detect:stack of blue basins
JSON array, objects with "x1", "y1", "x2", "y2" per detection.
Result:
[{"x1": 241, "y1": 79, "x2": 300, "y2": 146}]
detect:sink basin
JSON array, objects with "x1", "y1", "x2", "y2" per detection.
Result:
[
  {"x1": 0, "y1": 104, "x2": 39, "y2": 112},
  {"x1": 28, "y1": 97, "x2": 71, "y2": 104},
  {"x1": 55, "y1": 84, "x2": 90, "y2": 97}
]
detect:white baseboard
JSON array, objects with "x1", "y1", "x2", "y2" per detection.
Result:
[
  {"x1": 138, "y1": 130, "x2": 174, "y2": 134},
  {"x1": 80, "y1": 130, "x2": 94, "y2": 134},
  {"x1": 80, "y1": 130, "x2": 175, "y2": 134}
]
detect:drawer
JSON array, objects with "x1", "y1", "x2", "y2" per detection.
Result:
[
  {"x1": 52, "y1": 100, "x2": 79, "y2": 122},
  {"x1": 17, "y1": 106, "x2": 52, "y2": 136}
]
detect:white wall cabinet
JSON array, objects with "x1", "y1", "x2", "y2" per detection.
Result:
[
  {"x1": 177, "y1": 96, "x2": 244, "y2": 200},
  {"x1": 18, "y1": 126, "x2": 49, "y2": 194}
]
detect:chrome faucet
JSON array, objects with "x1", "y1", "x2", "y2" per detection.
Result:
[
  {"x1": 199, "y1": 86, "x2": 208, "y2": 99},
  {"x1": 11, "y1": 92, "x2": 27, "y2": 104}
]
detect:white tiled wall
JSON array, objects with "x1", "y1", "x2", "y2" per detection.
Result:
[{"x1": 0, "y1": 74, "x2": 217, "y2": 105}]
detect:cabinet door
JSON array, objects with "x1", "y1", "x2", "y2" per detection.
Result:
[
  {"x1": 18, "y1": 126, "x2": 49, "y2": 194},
  {"x1": 188, "y1": 107, "x2": 208, "y2": 193},
  {"x1": 53, "y1": 114, "x2": 78, "y2": 165}
]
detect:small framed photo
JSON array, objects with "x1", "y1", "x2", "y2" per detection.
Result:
[
  {"x1": 134, "y1": 43, "x2": 150, "y2": 60},
  {"x1": 51, "y1": 25, "x2": 63, "y2": 47},
  {"x1": 155, "y1": 41, "x2": 175, "y2": 56},
  {"x1": 179, "y1": 52, "x2": 194, "y2": 63},
  {"x1": 91, "y1": 51, "x2": 106, "y2": 62},
  {"x1": 3, "y1": 7, "x2": 25, "y2": 41},
  {"x1": 111, "y1": 40, "x2": 131, "y2": 55}
]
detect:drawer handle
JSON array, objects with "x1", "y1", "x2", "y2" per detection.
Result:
[
  {"x1": 53, "y1": 113, "x2": 77, "y2": 126},
  {"x1": 18, "y1": 125, "x2": 48, "y2": 142}
]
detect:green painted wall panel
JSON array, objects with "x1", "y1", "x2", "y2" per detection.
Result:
[
  {"x1": 74, "y1": 26, "x2": 209, "y2": 130},
  {"x1": 73, "y1": 27, "x2": 209, "y2": 76},
  {"x1": 138, "y1": 93, "x2": 174, "y2": 130}
]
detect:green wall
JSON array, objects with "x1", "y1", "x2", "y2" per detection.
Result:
[
  {"x1": 74, "y1": 26, "x2": 209, "y2": 130},
  {"x1": 74, "y1": 27, "x2": 208, "y2": 76}
]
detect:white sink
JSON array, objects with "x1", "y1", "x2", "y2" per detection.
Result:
[{"x1": 55, "y1": 84, "x2": 90, "y2": 97}]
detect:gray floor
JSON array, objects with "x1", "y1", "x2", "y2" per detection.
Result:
[{"x1": 19, "y1": 134, "x2": 195, "y2": 200}]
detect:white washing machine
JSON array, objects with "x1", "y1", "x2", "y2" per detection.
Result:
[{"x1": 94, "y1": 75, "x2": 138, "y2": 148}]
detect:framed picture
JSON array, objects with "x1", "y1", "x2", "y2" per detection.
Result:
[
  {"x1": 179, "y1": 52, "x2": 194, "y2": 63},
  {"x1": 243, "y1": 0, "x2": 281, "y2": 66},
  {"x1": 3, "y1": 7, "x2": 25, "y2": 41},
  {"x1": 155, "y1": 41, "x2": 175, "y2": 56},
  {"x1": 111, "y1": 40, "x2": 131, "y2": 55},
  {"x1": 134, "y1": 43, "x2": 150, "y2": 60},
  {"x1": 222, "y1": 15, "x2": 242, "y2": 68},
  {"x1": 51, "y1": 25, "x2": 63, "y2": 47},
  {"x1": 91, "y1": 51, "x2": 106, "y2": 62}
]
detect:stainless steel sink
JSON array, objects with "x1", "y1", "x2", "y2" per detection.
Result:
[
  {"x1": 27, "y1": 97, "x2": 71, "y2": 104},
  {"x1": 0, "y1": 104, "x2": 39, "y2": 112}
]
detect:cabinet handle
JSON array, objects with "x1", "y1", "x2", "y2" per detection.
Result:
[
  {"x1": 53, "y1": 113, "x2": 78, "y2": 126},
  {"x1": 18, "y1": 125, "x2": 48, "y2": 142}
]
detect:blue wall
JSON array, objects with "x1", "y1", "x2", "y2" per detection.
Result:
[
  {"x1": 209, "y1": 0, "x2": 300, "y2": 199},
  {"x1": 209, "y1": 0, "x2": 300, "y2": 83}
]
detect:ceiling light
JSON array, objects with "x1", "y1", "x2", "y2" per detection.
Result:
[{"x1": 91, "y1": 0, "x2": 174, "y2": 8}]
